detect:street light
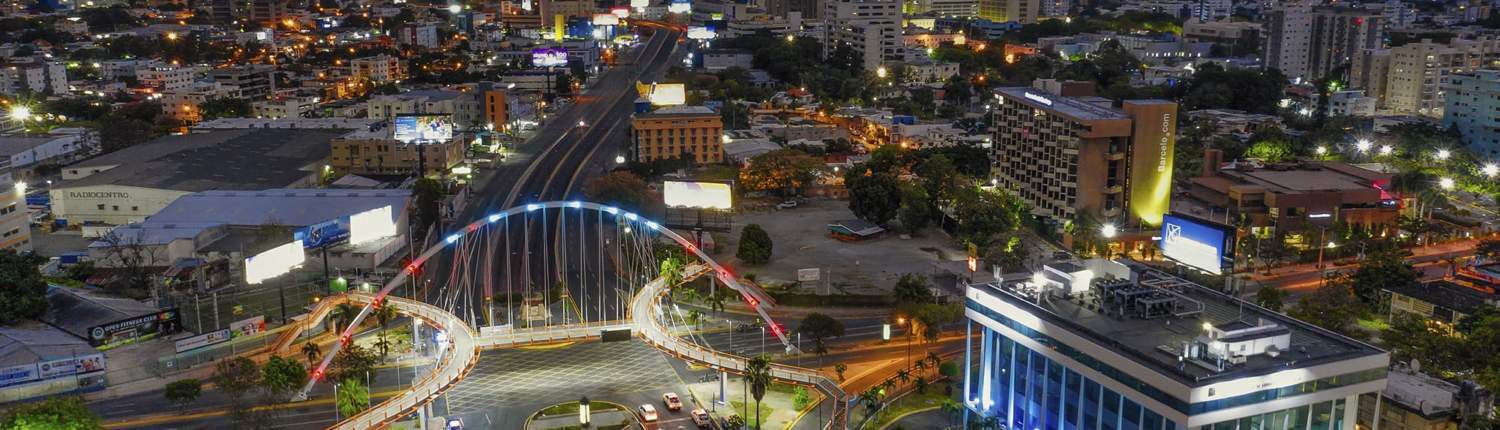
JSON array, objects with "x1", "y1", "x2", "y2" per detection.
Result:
[
  {"x1": 1101, "y1": 223, "x2": 1118, "y2": 239},
  {"x1": 615, "y1": 155, "x2": 626, "y2": 164},
  {"x1": 876, "y1": 66, "x2": 888, "y2": 79},
  {"x1": 1315, "y1": 146, "x2": 1327, "y2": 156},
  {"x1": 448, "y1": 3, "x2": 462, "y2": 13},
  {"x1": 1483, "y1": 163, "x2": 1500, "y2": 177},
  {"x1": 1440, "y1": 177, "x2": 1455, "y2": 190},
  {"x1": 1436, "y1": 149, "x2": 1451, "y2": 160},
  {"x1": 8, "y1": 105, "x2": 31, "y2": 122},
  {"x1": 1379, "y1": 145, "x2": 1393, "y2": 156},
  {"x1": 1355, "y1": 139, "x2": 1371, "y2": 153}
]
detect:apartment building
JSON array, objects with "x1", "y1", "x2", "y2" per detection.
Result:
[
  {"x1": 823, "y1": 0, "x2": 903, "y2": 71},
  {"x1": 1382, "y1": 37, "x2": 1500, "y2": 118},
  {"x1": 631, "y1": 106, "x2": 725, "y2": 165}
]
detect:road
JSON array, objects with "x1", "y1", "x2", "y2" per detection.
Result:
[{"x1": 1248, "y1": 239, "x2": 1482, "y2": 293}]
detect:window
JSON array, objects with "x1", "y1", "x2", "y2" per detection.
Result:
[{"x1": 97, "y1": 204, "x2": 105, "y2": 210}]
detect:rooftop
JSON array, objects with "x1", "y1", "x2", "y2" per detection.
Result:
[
  {"x1": 1199, "y1": 161, "x2": 1392, "y2": 196},
  {"x1": 643, "y1": 105, "x2": 718, "y2": 117},
  {"x1": 57, "y1": 128, "x2": 340, "y2": 192},
  {"x1": 1383, "y1": 367, "x2": 1462, "y2": 418},
  {"x1": 94, "y1": 188, "x2": 411, "y2": 247},
  {"x1": 971, "y1": 260, "x2": 1384, "y2": 386},
  {"x1": 41, "y1": 286, "x2": 161, "y2": 342},
  {"x1": 0, "y1": 136, "x2": 57, "y2": 158},
  {"x1": 0, "y1": 323, "x2": 98, "y2": 368},
  {"x1": 1386, "y1": 280, "x2": 1496, "y2": 314},
  {"x1": 995, "y1": 87, "x2": 1129, "y2": 122}
]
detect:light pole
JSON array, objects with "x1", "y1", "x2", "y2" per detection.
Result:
[{"x1": 897, "y1": 317, "x2": 911, "y2": 368}]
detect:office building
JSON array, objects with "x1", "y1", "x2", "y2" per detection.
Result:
[
  {"x1": 160, "y1": 83, "x2": 243, "y2": 123},
  {"x1": 631, "y1": 106, "x2": 725, "y2": 165},
  {"x1": 1381, "y1": 37, "x2": 1500, "y2": 118},
  {"x1": 1181, "y1": 157, "x2": 1399, "y2": 241},
  {"x1": 1442, "y1": 70, "x2": 1500, "y2": 157},
  {"x1": 823, "y1": 0, "x2": 903, "y2": 71},
  {"x1": 329, "y1": 122, "x2": 464, "y2": 177},
  {"x1": 1264, "y1": 1, "x2": 1313, "y2": 81},
  {"x1": 978, "y1": 0, "x2": 1037, "y2": 23},
  {"x1": 1306, "y1": 7, "x2": 1384, "y2": 83},
  {"x1": 989, "y1": 86, "x2": 1178, "y2": 228},
  {"x1": 963, "y1": 260, "x2": 1390, "y2": 430}
]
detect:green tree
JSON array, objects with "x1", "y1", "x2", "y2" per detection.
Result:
[
  {"x1": 1287, "y1": 282, "x2": 1365, "y2": 338},
  {"x1": 746, "y1": 354, "x2": 773, "y2": 430},
  {"x1": 847, "y1": 173, "x2": 902, "y2": 225},
  {"x1": 301, "y1": 342, "x2": 322, "y2": 367},
  {"x1": 583, "y1": 171, "x2": 651, "y2": 212},
  {"x1": 951, "y1": 187, "x2": 1028, "y2": 246},
  {"x1": 371, "y1": 304, "x2": 398, "y2": 359},
  {"x1": 411, "y1": 177, "x2": 445, "y2": 238},
  {"x1": 737, "y1": 224, "x2": 773, "y2": 264},
  {"x1": 198, "y1": 97, "x2": 251, "y2": 120},
  {"x1": 164, "y1": 379, "x2": 202, "y2": 412},
  {"x1": 893, "y1": 273, "x2": 934, "y2": 305},
  {"x1": 329, "y1": 343, "x2": 378, "y2": 382},
  {"x1": 834, "y1": 363, "x2": 849, "y2": 382},
  {"x1": 331, "y1": 302, "x2": 362, "y2": 333},
  {"x1": 1381, "y1": 313, "x2": 1463, "y2": 376},
  {"x1": 1253, "y1": 286, "x2": 1287, "y2": 312},
  {"x1": 897, "y1": 182, "x2": 933, "y2": 233},
  {"x1": 797, "y1": 313, "x2": 846, "y2": 357},
  {"x1": 659, "y1": 256, "x2": 685, "y2": 286},
  {"x1": 0, "y1": 396, "x2": 101, "y2": 430},
  {"x1": 336, "y1": 377, "x2": 370, "y2": 418},
  {"x1": 213, "y1": 356, "x2": 261, "y2": 395},
  {"x1": 1348, "y1": 245, "x2": 1418, "y2": 308},
  {"x1": 982, "y1": 234, "x2": 1028, "y2": 273},
  {"x1": 791, "y1": 386, "x2": 811, "y2": 411},
  {"x1": 0, "y1": 250, "x2": 49, "y2": 325},
  {"x1": 260, "y1": 355, "x2": 307, "y2": 401}
]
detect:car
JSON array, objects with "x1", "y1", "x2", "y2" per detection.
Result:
[
  {"x1": 691, "y1": 408, "x2": 711, "y2": 427},
  {"x1": 638, "y1": 404, "x2": 659, "y2": 422},
  {"x1": 445, "y1": 418, "x2": 463, "y2": 430},
  {"x1": 662, "y1": 392, "x2": 683, "y2": 411},
  {"x1": 776, "y1": 200, "x2": 799, "y2": 209}
]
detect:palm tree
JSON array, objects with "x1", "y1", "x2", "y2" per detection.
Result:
[
  {"x1": 858, "y1": 388, "x2": 883, "y2": 416},
  {"x1": 926, "y1": 351, "x2": 942, "y2": 369},
  {"x1": 745, "y1": 354, "x2": 772, "y2": 430},
  {"x1": 331, "y1": 303, "x2": 362, "y2": 333},
  {"x1": 372, "y1": 305, "x2": 398, "y2": 358},
  {"x1": 913, "y1": 375, "x2": 929, "y2": 393},
  {"x1": 301, "y1": 342, "x2": 321, "y2": 367},
  {"x1": 705, "y1": 288, "x2": 728, "y2": 315},
  {"x1": 913, "y1": 358, "x2": 929, "y2": 374},
  {"x1": 895, "y1": 369, "x2": 912, "y2": 385}
]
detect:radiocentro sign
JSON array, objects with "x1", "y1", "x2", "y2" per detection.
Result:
[{"x1": 1159, "y1": 214, "x2": 1234, "y2": 275}]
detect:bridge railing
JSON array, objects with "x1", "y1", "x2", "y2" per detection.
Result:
[
  {"x1": 475, "y1": 320, "x2": 630, "y2": 348},
  {"x1": 328, "y1": 293, "x2": 480, "y2": 430}
]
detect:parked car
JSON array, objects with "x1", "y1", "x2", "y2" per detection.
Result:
[
  {"x1": 691, "y1": 408, "x2": 711, "y2": 427},
  {"x1": 446, "y1": 418, "x2": 463, "y2": 430},
  {"x1": 639, "y1": 404, "x2": 659, "y2": 422},
  {"x1": 662, "y1": 392, "x2": 683, "y2": 411},
  {"x1": 776, "y1": 200, "x2": 799, "y2": 209}
]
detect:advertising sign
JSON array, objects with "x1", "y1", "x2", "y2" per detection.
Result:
[
  {"x1": 667, "y1": 1, "x2": 691, "y2": 13},
  {"x1": 1124, "y1": 102, "x2": 1177, "y2": 226},
  {"x1": 230, "y1": 316, "x2": 265, "y2": 337},
  {"x1": 636, "y1": 82, "x2": 686, "y2": 106},
  {"x1": 244, "y1": 240, "x2": 306, "y2": 284},
  {"x1": 796, "y1": 268, "x2": 820, "y2": 282},
  {"x1": 687, "y1": 26, "x2": 716, "y2": 40},
  {"x1": 393, "y1": 115, "x2": 454, "y2": 143},
  {"x1": 88, "y1": 309, "x2": 180, "y2": 347},
  {"x1": 1159, "y1": 214, "x2": 1234, "y2": 275},
  {"x1": 38, "y1": 354, "x2": 106, "y2": 379},
  {"x1": 593, "y1": 13, "x2": 620, "y2": 26},
  {"x1": 295, "y1": 217, "x2": 350, "y2": 249},
  {"x1": 348, "y1": 205, "x2": 398, "y2": 246},
  {"x1": 0, "y1": 364, "x2": 38, "y2": 388},
  {"x1": 531, "y1": 47, "x2": 569, "y2": 67},
  {"x1": 663, "y1": 180, "x2": 733, "y2": 209},
  {"x1": 174, "y1": 329, "x2": 233, "y2": 353}
]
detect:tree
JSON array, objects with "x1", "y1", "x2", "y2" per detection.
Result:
[
  {"x1": 1348, "y1": 245, "x2": 1417, "y2": 308},
  {"x1": 198, "y1": 97, "x2": 251, "y2": 120},
  {"x1": 1287, "y1": 282, "x2": 1364, "y2": 338},
  {"x1": 892, "y1": 273, "x2": 934, "y2": 305},
  {"x1": 951, "y1": 187, "x2": 1028, "y2": 246},
  {"x1": 261, "y1": 355, "x2": 307, "y2": 401},
  {"x1": 583, "y1": 171, "x2": 651, "y2": 212},
  {"x1": 847, "y1": 173, "x2": 901, "y2": 225},
  {"x1": 1253, "y1": 286, "x2": 1287, "y2": 312},
  {"x1": 329, "y1": 343, "x2": 378, "y2": 382},
  {"x1": 372, "y1": 304, "x2": 398, "y2": 359},
  {"x1": 834, "y1": 363, "x2": 849, "y2": 382},
  {"x1": 164, "y1": 379, "x2": 202, "y2": 412},
  {"x1": 1381, "y1": 313, "x2": 1463, "y2": 376},
  {"x1": 660, "y1": 256, "x2": 685, "y2": 287},
  {"x1": 0, "y1": 396, "x2": 101, "y2": 430},
  {"x1": 0, "y1": 250, "x2": 48, "y2": 325},
  {"x1": 336, "y1": 377, "x2": 370, "y2": 418},
  {"x1": 301, "y1": 342, "x2": 322, "y2": 366},
  {"x1": 746, "y1": 354, "x2": 773, "y2": 430},
  {"x1": 737, "y1": 224, "x2": 773, "y2": 265},
  {"x1": 411, "y1": 177, "x2": 445, "y2": 240},
  {"x1": 213, "y1": 357, "x2": 261, "y2": 395},
  {"x1": 738, "y1": 149, "x2": 823, "y2": 196},
  {"x1": 897, "y1": 182, "x2": 933, "y2": 233},
  {"x1": 331, "y1": 302, "x2": 362, "y2": 333},
  {"x1": 913, "y1": 303, "x2": 963, "y2": 343},
  {"x1": 798, "y1": 313, "x2": 846, "y2": 357}
]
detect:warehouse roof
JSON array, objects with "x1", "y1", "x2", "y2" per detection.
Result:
[
  {"x1": 0, "y1": 323, "x2": 98, "y2": 368},
  {"x1": 41, "y1": 286, "x2": 160, "y2": 341},
  {"x1": 56, "y1": 128, "x2": 338, "y2": 192}
]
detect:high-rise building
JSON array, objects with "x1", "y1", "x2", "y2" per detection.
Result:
[
  {"x1": 1381, "y1": 37, "x2": 1500, "y2": 118},
  {"x1": 1443, "y1": 70, "x2": 1500, "y2": 157},
  {"x1": 962, "y1": 260, "x2": 1390, "y2": 430},
  {"x1": 1352, "y1": 48, "x2": 1389, "y2": 106},
  {"x1": 989, "y1": 86, "x2": 1178, "y2": 228},
  {"x1": 823, "y1": 0, "x2": 903, "y2": 71},
  {"x1": 1306, "y1": 7, "x2": 1384, "y2": 82},
  {"x1": 631, "y1": 106, "x2": 725, "y2": 165},
  {"x1": 248, "y1": 0, "x2": 288, "y2": 26},
  {"x1": 1264, "y1": 1, "x2": 1313, "y2": 80},
  {"x1": 978, "y1": 0, "x2": 1038, "y2": 23}
]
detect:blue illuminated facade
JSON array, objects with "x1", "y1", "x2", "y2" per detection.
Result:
[{"x1": 962, "y1": 280, "x2": 1388, "y2": 430}]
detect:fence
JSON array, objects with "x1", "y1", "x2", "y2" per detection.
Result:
[{"x1": 164, "y1": 272, "x2": 332, "y2": 335}]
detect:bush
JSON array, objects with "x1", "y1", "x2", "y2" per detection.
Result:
[
  {"x1": 737, "y1": 224, "x2": 773, "y2": 264},
  {"x1": 939, "y1": 361, "x2": 960, "y2": 378},
  {"x1": 792, "y1": 387, "x2": 811, "y2": 411}
]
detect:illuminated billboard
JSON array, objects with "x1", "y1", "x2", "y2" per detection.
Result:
[
  {"x1": 245, "y1": 240, "x2": 306, "y2": 284},
  {"x1": 636, "y1": 81, "x2": 686, "y2": 106},
  {"x1": 1159, "y1": 214, "x2": 1234, "y2": 275},
  {"x1": 663, "y1": 180, "x2": 733, "y2": 210},
  {"x1": 611, "y1": 6, "x2": 630, "y2": 18},
  {"x1": 295, "y1": 217, "x2": 349, "y2": 248},
  {"x1": 593, "y1": 13, "x2": 620, "y2": 26},
  {"x1": 348, "y1": 205, "x2": 398, "y2": 246},
  {"x1": 668, "y1": 1, "x2": 690, "y2": 13},
  {"x1": 630, "y1": 0, "x2": 647, "y2": 7},
  {"x1": 687, "y1": 26, "x2": 716, "y2": 40},
  {"x1": 1123, "y1": 101, "x2": 1177, "y2": 226},
  {"x1": 531, "y1": 47, "x2": 569, "y2": 67},
  {"x1": 393, "y1": 115, "x2": 454, "y2": 143}
]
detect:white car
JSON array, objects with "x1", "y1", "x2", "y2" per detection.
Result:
[
  {"x1": 662, "y1": 392, "x2": 683, "y2": 411},
  {"x1": 776, "y1": 200, "x2": 799, "y2": 209},
  {"x1": 446, "y1": 418, "x2": 463, "y2": 430},
  {"x1": 639, "y1": 404, "x2": 660, "y2": 422},
  {"x1": 691, "y1": 408, "x2": 711, "y2": 427}
]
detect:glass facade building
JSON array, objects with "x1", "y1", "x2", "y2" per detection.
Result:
[{"x1": 962, "y1": 271, "x2": 1388, "y2": 430}]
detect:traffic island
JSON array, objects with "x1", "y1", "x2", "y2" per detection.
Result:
[{"x1": 525, "y1": 400, "x2": 635, "y2": 430}]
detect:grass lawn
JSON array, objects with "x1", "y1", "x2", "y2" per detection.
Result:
[
  {"x1": 731, "y1": 400, "x2": 774, "y2": 429},
  {"x1": 865, "y1": 381, "x2": 957, "y2": 430},
  {"x1": 1356, "y1": 317, "x2": 1389, "y2": 332}
]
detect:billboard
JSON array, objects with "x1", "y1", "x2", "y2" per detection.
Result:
[
  {"x1": 245, "y1": 240, "x2": 306, "y2": 284},
  {"x1": 174, "y1": 329, "x2": 232, "y2": 353},
  {"x1": 88, "y1": 309, "x2": 180, "y2": 347},
  {"x1": 663, "y1": 180, "x2": 732, "y2": 210},
  {"x1": 1124, "y1": 101, "x2": 1177, "y2": 226},
  {"x1": 295, "y1": 217, "x2": 350, "y2": 249},
  {"x1": 668, "y1": 1, "x2": 691, "y2": 13},
  {"x1": 636, "y1": 81, "x2": 686, "y2": 106},
  {"x1": 393, "y1": 115, "x2": 454, "y2": 143},
  {"x1": 687, "y1": 26, "x2": 716, "y2": 40},
  {"x1": 38, "y1": 354, "x2": 106, "y2": 379},
  {"x1": 593, "y1": 13, "x2": 620, "y2": 26},
  {"x1": 531, "y1": 47, "x2": 569, "y2": 67},
  {"x1": 1159, "y1": 214, "x2": 1234, "y2": 275},
  {"x1": 348, "y1": 205, "x2": 398, "y2": 246},
  {"x1": 230, "y1": 316, "x2": 266, "y2": 337},
  {"x1": 0, "y1": 364, "x2": 38, "y2": 388}
]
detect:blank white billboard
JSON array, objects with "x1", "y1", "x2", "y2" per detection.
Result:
[
  {"x1": 663, "y1": 181, "x2": 732, "y2": 210},
  {"x1": 349, "y1": 205, "x2": 398, "y2": 246},
  {"x1": 245, "y1": 240, "x2": 306, "y2": 284}
]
